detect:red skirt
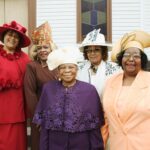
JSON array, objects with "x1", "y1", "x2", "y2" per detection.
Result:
[{"x1": 0, "y1": 122, "x2": 27, "y2": 150}]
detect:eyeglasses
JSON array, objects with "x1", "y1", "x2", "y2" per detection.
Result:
[
  {"x1": 123, "y1": 53, "x2": 141, "y2": 60},
  {"x1": 86, "y1": 49, "x2": 101, "y2": 54}
]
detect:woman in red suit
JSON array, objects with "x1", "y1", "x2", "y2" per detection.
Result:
[{"x1": 0, "y1": 20, "x2": 31, "y2": 150}]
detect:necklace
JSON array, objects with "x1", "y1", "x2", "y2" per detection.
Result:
[{"x1": 90, "y1": 65, "x2": 98, "y2": 73}]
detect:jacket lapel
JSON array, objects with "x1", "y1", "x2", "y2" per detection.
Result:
[
  {"x1": 111, "y1": 71, "x2": 149, "y2": 125},
  {"x1": 110, "y1": 73, "x2": 124, "y2": 127},
  {"x1": 119, "y1": 71, "x2": 149, "y2": 124}
]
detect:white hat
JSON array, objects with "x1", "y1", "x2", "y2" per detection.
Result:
[
  {"x1": 79, "y1": 29, "x2": 112, "y2": 52},
  {"x1": 47, "y1": 47, "x2": 80, "y2": 70}
]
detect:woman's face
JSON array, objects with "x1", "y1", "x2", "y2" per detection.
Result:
[
  {"x1": 86, "y1": 46, "x2": 102, "y2": 65},
  {"x1": 58, "y1": 63, "x2": 78, "y2": 85},
  {"x1": 37, "y1": 43, "x2": 51, "y2": 61},
  {"x1": 3, "y1": 30, "x2": 20, "y2": 52},
  {"x1": 122, "y1": 47, "x2": 142, "y2": 76}
]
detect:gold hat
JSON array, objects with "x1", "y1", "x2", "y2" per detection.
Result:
[
  {"x1": 31, "y1": 21, "x2": 53, "y2": 45},
  {"x1": 30, "y1": 22, "x2": 57, "y2": 60},
  {"x1": 111, "y1": 30, "x2": 150, "y2": 61}
]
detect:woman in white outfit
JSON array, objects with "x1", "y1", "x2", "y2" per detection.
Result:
[{"x1": 78, "y1": 29, "x2": 120, "y2": 97}]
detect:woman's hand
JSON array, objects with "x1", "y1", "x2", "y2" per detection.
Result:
[{"x1": 36, "y1": 124, "x2": 41, "y2": 131}]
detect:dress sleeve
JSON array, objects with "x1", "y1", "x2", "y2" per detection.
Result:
[
  {"x1": 24, "y1": 63, "x2": 38, "y2": 118},
  {"x1": 89, "y1": 128, "x2": 104, "y2": 150},
  {"x1": 32, "y1": 84, "x2": 48, "y2": 126},
  {"x1": 101, "y1": 80, "x2": 109, "y2": 148},
  {"x1": 101, "y1": 113, "x2": 109, "y2": 148}
]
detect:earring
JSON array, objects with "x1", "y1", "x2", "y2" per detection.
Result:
[{"x1": 58, "y1": 78, "x2": 61, "y2": 81}]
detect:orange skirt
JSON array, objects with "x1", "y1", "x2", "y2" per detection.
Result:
[{"x1": 0, "y1": 122, "x2": 27, "y2": 150}]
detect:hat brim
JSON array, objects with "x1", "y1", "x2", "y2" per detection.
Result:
[
  {"x1": 79, "y1": 42, "x2": 112, "y2": 52},
  {"x1": 0, "y1": 26, "x2": 31, "y2": 48}
]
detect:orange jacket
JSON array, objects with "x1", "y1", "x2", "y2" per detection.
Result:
[{"x1": 102, "y1": 71, "x2": 150, "y2": 150}]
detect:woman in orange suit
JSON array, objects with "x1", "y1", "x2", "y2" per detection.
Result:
[{"x1": 102, "y1": 30, "x2": 150, "y2": 150}]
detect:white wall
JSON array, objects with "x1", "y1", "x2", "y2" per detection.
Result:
[
  {"x1": 140, "y1": 0, "x2": 150, "y2": 32},
  {"x1": 0, "y1": 1, "x2": 4, "y2": 25},
  {"x1": 0, "y1": 0, "x2": 29, "y2": 53},
  {"x1": 112, "y1": 0, "x2": 141, "y2": 43},
  {"x1": 112, "y1": 0, "x2": 150, "y2": 58},
  {"x1": 36, "y1": 0, "x2": 150, "y2": 58},
  {"x1": 36, "y1": 0, "x2": 77, "y2": 47},
  {"x1": 141, "y1": 0, "x2": 150, "y2": 58},
  {"x1": 112, "y1": 0, "x2": 150, "y2": 41}
]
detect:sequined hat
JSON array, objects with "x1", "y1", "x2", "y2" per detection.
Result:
[
  {"x1": 31, "y1": 21, "x2": 54, "y2": 45},
  {"x1": 79, "y1": 29, "x2": 112, "y2": 52}
]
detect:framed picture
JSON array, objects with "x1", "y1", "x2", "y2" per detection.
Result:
[{"x1": 77, "y1": 0, "x2": 112, "y2": 43}]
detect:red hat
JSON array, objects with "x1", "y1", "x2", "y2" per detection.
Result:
[{"x1": 0, "y1": 20, "x2": 31, "y2": 48}]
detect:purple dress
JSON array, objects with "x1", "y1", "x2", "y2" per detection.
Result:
[{"x1": 33, "y1": 80, "x2": 104, "y2": 150}]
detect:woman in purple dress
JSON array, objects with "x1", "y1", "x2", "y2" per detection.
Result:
[{"x1": 33, "y1": 47, "x2": 104, "y2": 150}]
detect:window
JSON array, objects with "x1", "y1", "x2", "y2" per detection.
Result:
[{"x1": 77, "y1": 0, "x2": 112, "y2": 43}]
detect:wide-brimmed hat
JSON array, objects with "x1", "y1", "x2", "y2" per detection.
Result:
[
  {"x1": 0, "y1": 20, "x2": 31, "y2": 48},
  {"x1": 111, "y1": 30, "x2": 150, "y2": 61},
  {"x1": 31, "y1": 21, "x2": 57, "y2": 49},
  {"x1": 47, "y1": 47, "x2": 80, "y2": 70},
  {"x1": 79, "y1": 29, "x2": 112, "y2": 52}
]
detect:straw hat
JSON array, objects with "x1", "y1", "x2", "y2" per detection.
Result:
[
  {"x1": 47, "y1": 47, "x2": 80, "y2": 70},
  {"x1": 111, "y1": 30, "x2": 150, "y2": 61},
  {"x1": 79, "y1": 29, "x2": 112, "y2": 52},
  {"x1": 0, "y1": 20, "x2": 31, "y2": 48}
]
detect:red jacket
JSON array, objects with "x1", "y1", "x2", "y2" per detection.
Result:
[{"x1": 0, "y1": 45, "x2": 30, "y2": 123}]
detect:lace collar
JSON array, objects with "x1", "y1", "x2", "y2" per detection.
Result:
[{"x1": 0, "y1": 45, "x2": 21, "y2": 60}]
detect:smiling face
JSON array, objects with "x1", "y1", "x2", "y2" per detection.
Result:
[
  {"x1": 3, "y1": 30, "x2": 20, "y2": 53},
  {"x1": 85, "y1": 46, "x2": 102, "y2": 65},
  {"x1": 58, "y1": 63, "x2": 78, "y2": 87},
  {"x1": 122, "y1": 47, "x2": 142, "y2": 76},
  {"x1": 36, "y1": 43, "x2": 52, "y2": 61}
]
